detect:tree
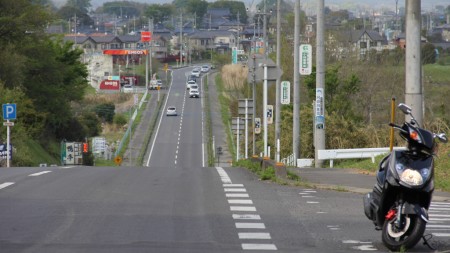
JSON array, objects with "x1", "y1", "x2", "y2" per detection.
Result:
[
  {"x1": 186, "y1": 0, "x2": 208, "y2": 27},
  {"x1": 144, "y1": 4, "x2": 175, "y2": 24},
  {"x1": 209, "y1": 0, "x2": 248, "y2": 24},
  {"x1": 422, "y1": 43, "x2": 437, "y2": 65},
  {"x1": 66, "y1": 0, "x2": 91, "y2": 15}
]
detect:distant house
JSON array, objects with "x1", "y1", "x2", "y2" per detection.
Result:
[
  {"x1": 187, "y1": 30, "x2": 237, "y2": 55},
  {"x1": 394, "y1": 33, "x2": 428, "y2": 49},
  {"x1": 203, "y1": 8, "x2": 231, "y2": 30},
  {"x1": 332, "y1": 29, "x2": 389, "y2": 59}
]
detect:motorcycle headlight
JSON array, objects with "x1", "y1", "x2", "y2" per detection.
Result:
[{"x1": 399, "y1": 168, "x2": 423, "y2": 186}]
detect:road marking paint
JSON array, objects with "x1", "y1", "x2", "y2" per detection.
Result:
[
  {"x1": 307, "y1": 201, "x2": 319, "y2": 204},
  {"x1": 429, "y1": 208, "x2": 450, "y2": 211},
  {"x1": 29, "y1": 171, "x2": 52, "y2": 177},
  {"x1": 299, "y1": 193, "x2": 311, "y2": 195},
  {"x1": 236, "y1": 223, "x2": 266, "y2": 229},
  {"x1": 430, "y1": 214, "x2": 450, "y2": 217},
  {"x1": 317, "y1": 211, "x2": 328, "y2": 214},
  {"x1": 426, "y1": 225, "x2": 450, "y2": 228},
  {"x1": 230, "y1": 206, "x2": 257, "y2": 212},
  {"x1": 302, "y1": 190, "x2": 317, "y2": 193},
  {"x1": 0, "y1": 182, "x2": 15, "y2": 190},
  {"x1": 242, "y1": 244, "x2": 277, "y2": 250},
  {"x1": 226, "y1": 193, "x2": 250, "y2": 198},
  {"x1": 233, "y1": 214, "x2": 261, "y2": 220},
  {"x1": 352, "y1": 245, "x2": 377, "y2": 251},
  {"x1": 228, "y1": 199, "x2": 253, "y2": 204},
  {"x1": 223, "y1": 184, "x2": 244, "y2": 187},
  {"x1": 225, "y1": 188, "x2": 247, "y2": 192},
  {"x1": 432, "y1": 233, "x2": 450, "y2": 237},
  {"x1": 301, "y1": 195, "x2": 315, "y2": 198},
  {"x1": 239, "y1": 233, "x2": 271, "y2": 239},
  {"x1": 430, "y1": 218, "x2": 450, "y2": 222}
]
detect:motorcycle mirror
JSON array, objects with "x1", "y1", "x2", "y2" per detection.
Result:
[
  {"x1": 437, "y1": 133, "x2": 448, "y2": 143},
  {"x1": 398, "y1": 103, "x2": 412, "y2": 115}
]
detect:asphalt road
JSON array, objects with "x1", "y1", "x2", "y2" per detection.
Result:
[{"x1": 0, "y1": 67, "x2": 449, "y2": 252}]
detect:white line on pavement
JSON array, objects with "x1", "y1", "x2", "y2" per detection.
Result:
[
  {"x1": 0, "y1": 182, "x2": 15, "y2": 190},
  {"x1": 239, "y1": 233, "x2": 271, "y2": 239},
  {"x1": 230, "y1": 206, "x2": 257, "y2": 212},
  {"x1": 228, "y1": 199, "x2": 253, "y2": 204},
  {"x1": 29, "y1": 171, "x2": 52, "y2": 177},
  {"x1": 233, "y1": 214, "x2": 261, "y2": 220},
  {"x1": 236, "y1": 223, "x2": 266, "y2": 229},
  {"x1": 242, "y1": 243, "x2": 277, "y2": 250}
]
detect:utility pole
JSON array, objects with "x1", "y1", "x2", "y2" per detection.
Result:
[
  {"x1": 252, "y1": 55, "x2": 256, "y2": 155},
  {"x1": 293, "y1": 0, "x2": 300, "y2": 162},
  {"x1": 405, "y1": 0, "x2": 423, "y2": 125},
  {"x1": 237, "y1": 11, "x2": 240, "y2": 50},
  {"x1": 180, "y1": 13, "x2": 183, "y2": 67},
  {"x1": 315, "y1": 0, "x2": 326, "y2": 168},
  {"x1": 149, "y1": 18, "x2": 153, "y2": 80},
  {"x1": 263, "y1": 0, "x2": 267, "y2": 58},
  {"x1": 275, "y1": 0, "x2": 281, "y2": 162}
]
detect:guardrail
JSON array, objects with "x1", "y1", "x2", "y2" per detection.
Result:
[{"x1": 317, "y1": 147, "x2": 406, "y2": 168}]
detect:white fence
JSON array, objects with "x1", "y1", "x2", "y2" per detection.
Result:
[{"x1": 317, "y1": 147, "x2": 406, "y2": 168}]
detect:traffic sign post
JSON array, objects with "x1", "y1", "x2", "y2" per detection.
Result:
[
  {"x1": 300, "y1": 44, "x2": 312, "y2": 75},
  {"x1": 281, "y1": 81, "x2": 290, "y2": 105},
  {"x1": 2, "y1": 103, "x2": 16, "y2": 168}
]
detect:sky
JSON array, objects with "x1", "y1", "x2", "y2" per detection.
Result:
[{"x1": 52, "y1": 0, "x2": 450, "y2": 12}]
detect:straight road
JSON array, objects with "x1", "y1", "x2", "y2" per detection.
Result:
[{"x1": 0, "y1": 67, "x2": 449, "y2": 252}]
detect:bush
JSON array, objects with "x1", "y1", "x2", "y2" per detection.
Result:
[{"x1": 113, "y1": 114, "x2": 128, "y2": 126}]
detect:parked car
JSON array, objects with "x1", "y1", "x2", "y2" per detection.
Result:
[
  {"x1": 189, "y1": 89, "x2": 200, "y2": 98},
  {"x1": 149, "y1": 79, "x2": 160, "y2": 90},
  {"x1": 186, "y1": 80, "x2": 196, "y2": 89},
  {"x1": 201, "y1": 65, "x2": 210, "y2": 73},
  {"x1": 122, "y1": 85, "x2": 134, "y2": 93},
  {"x1": 166, "y1": 106, "x2": 177, "y2": 116}
]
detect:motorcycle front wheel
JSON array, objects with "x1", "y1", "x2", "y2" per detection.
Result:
[{"x1": 381, "y1": 214, "x2": 426, "y2": 251}]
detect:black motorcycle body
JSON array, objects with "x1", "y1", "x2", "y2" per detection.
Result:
[{"x1": 363, "y1": 103, "x2": 447, "y2": 251}]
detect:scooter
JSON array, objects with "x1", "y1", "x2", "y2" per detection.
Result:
[{"x1": 363, "y1": 103, "x2": 447, "y2": 251}]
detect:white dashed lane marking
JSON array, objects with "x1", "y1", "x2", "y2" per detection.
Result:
[
  {"x1": 28, "y1": 171, "x2": 52, "y2": 177},
  {"x1": 0, "y1": 182, "x2": 15, "y2": 190}
]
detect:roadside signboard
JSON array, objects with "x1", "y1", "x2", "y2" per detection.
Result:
[
  {"x1": 0, "y1": 143, "x2": 12, "y2": 160},
  {"x1": 267, "y1": 105, "x2": 273, "y2": 124},
  {"x1": 281, "y1": 81, "x2": 290, "y2": 105},
  {"x1": 232, "y1": 47, "x2": 238, "y2": 64},
  {"x1": 100, "y1": 80, "x2": 120, "y2": 90},
  {"x1": 141, "y1": 31, "x2": 152, "y2": 42},
  {"x1": 300, "y1": 44, "x2": 312, "y2": 75},
  {"x1": 254, "y1": 117, "x2": 261, "y2": 134},
  {"x1": 2, "y1": 104, "x2": 16, "y2": 120}
]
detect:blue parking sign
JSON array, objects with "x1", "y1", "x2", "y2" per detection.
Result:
[{"x1": 2, "y1": 104, "x2": 16, "y2": 120}]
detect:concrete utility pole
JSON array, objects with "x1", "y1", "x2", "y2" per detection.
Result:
[
  {"x1": 293, "y1": 0, "x2": 300, "y2": 161},
  {"x1": 275, "y1": 0, "x2": 281, "y2": 162},
  {"x1": 180, "y1": 13, "x2": 183, "y2": 67},
  {"x1": 263, "y1": 0, "x2": 267, "y2": 59},
  {"x1": 405, "y1": 0, "x2": 423, "y2": 125},
  {"x1": 315, "y1": 0, "x2": 325, "y2": 168},
  {"x1": 149, "y1": 18, "x2": 153, "y2": 79}
]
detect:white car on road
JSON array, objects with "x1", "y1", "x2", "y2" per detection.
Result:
[
  {"x1": 166, "y1": 106, "x2": 177, "y2": 116},
  {"x1": 186, "y1": 80, "x2": 196, "y2": 89},
  {"x1": 191, "y1": 69, "x2": 201, "y2": 77}
]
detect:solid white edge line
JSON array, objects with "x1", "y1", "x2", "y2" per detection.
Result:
[
  {"x1": 146, "y1": 70, "x2": 173, "y2": 167},
  {"x1": 201, "y1": 74, "x2": 205, "y2": 168}
]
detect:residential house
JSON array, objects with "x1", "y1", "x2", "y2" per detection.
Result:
[
  {"x1": 187, "y1": 30, "x2": 237, "y2": 57},
  {"x1": 332, "y1": 29, "x2": 389, "y2": 59}
]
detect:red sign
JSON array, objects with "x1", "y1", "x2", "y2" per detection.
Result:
[
  {"x1": 100, "y1": 80, "x2": 120, "y2": 90},
  {"x1": 103, "y1": 50, "x2": 148, "y2": 55},
  {"x1": 141, "y1": 31, "x2": 152, "y2": 42},
  {"x1": 121, "y1": 76, "x2": 139, "y2": 86}
]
